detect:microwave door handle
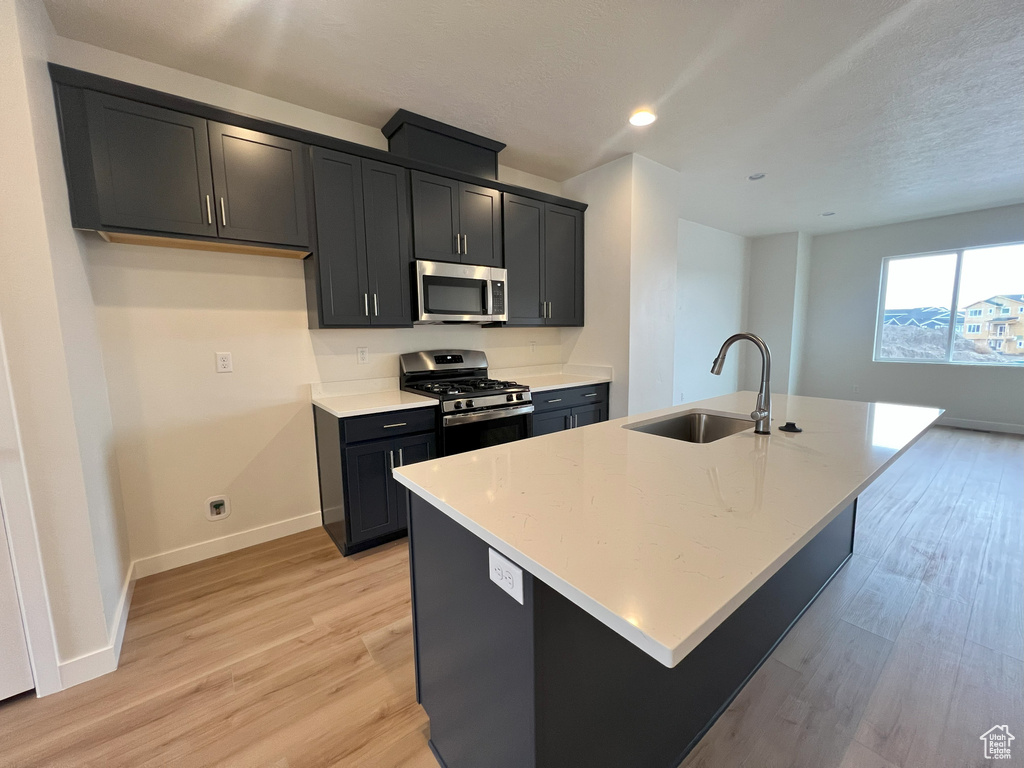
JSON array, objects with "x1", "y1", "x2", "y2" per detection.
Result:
[{"x1": 485, "y1": 279, "x2": 493, "y2": 317}]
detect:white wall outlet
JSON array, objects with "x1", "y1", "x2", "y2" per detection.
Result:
[
  {"x1": 488, "y1": 548, "x2": 524, "y2": 605},
  {"x1": 530, "y1": 341, "x2": 536, "y2": 353},
  {"x1": 205, "y1": 495, "x2": 231, "y2": 521},
  {"x1": 356, "y1": 347, "x2": 369, "y2": 365},
  {"x1": 215, "y1": 352, "x2": 233, "y2": 373}
]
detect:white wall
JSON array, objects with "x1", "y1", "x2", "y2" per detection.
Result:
[
  {"x1": 675, "y1": 220, "x2": 749, "y2": 403},
  {"x1": 628, "y1": 156, "x2": 681, "y2": 414},
  {"x1": 0, "y1": 0, "x2": 127, "y2": 671},
  {"x1": 743, "y1": 232, "x2": 812, "y2": 394},
  {"x1": 561, "y1": 156, "x2": 635, "y2": 419},
  {"x1": 48, "y1": 38, "x2": 568, "y2": 567},
  {"x1": 801, "y1": 204, "x2": 1024, "y2": 431}
]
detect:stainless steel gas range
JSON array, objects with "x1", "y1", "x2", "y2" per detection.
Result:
[{"x1": 399, "y1": 349, "x2": 533, "y2": 456}]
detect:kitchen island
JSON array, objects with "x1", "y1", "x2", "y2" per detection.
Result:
[{"x1": 392, "y1": 392, "x2": 942, "y2": 768}]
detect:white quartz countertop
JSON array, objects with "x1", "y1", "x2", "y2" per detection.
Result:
[
  {"x1": 514, "y1": 372, "x2": 612, "y2": 392},
  {"x1": 312, "y1": 390, "x2": 436, "y2": 419},
  {"x1": 393, "y1": 392, "x2": 942, "y2": 667}
]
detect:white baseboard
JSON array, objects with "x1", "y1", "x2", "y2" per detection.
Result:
[
  {"x1": 54, "y1": 512, "x2": 320, "y2": 692},
  {"x1": 56, "y1": 559, "x2": 136, "y2": 691},
  {"x1": 938, "y1": 416, "x2": 1024, "y2": 435},
  {"x1": 132, "y1": 510, "x2": 322, "y2": 579},
  {"x1": 58, "y1": 644, "x2": 118, "y2": 690},
  {"x1": 112, "y1": 566, "x2": 135, "y2": 662}
]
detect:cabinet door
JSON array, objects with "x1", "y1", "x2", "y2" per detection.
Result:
[
  {"x1": 459, "y1": 183, "x2": 502, "y2": 267},
  {"x1": 363, "y1": 160, "x2": 413, "y2": 326},
  {"x1": 311, "y1": 148, "x2": 369, "y2": 326},
  {"x1": 532, "y1": 408, "x2": 572, "y2": 436},
  {"x1": 343, "y1": 441, "x2": 400, "y2": 545},
  {"x1": 84, "y1": 91, "x2": 216, "y2": 237},
  {"x1": 503, "y1": 194, "x2": 545, "y2": 325},
  {"x1": 209, "y1": 122, "x2": 309, "y2": 247},
  {"x1": 544, "y1": 203, "x2": 584, "y2": 326},
  {"x1": 411, "y1": 171, "x2": 460, "y2": 262},
  {"x1": 392, "y1": 432, "x2": 438, "y2": 530},
  {"x1": 571, "y1": 403, "x2": 607, "y2": 428}
]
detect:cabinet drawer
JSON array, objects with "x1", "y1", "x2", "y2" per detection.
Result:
[
  {"x1": 534, "y1": 384, "x2": 608, "y2": 412},
  {"x1": 343, "y1": 408, "x2": 436, "y2": 443}
]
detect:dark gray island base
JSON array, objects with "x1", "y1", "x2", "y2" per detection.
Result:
[{"x1": 408, "y1": 495, "x2": 857, "y2": 768}]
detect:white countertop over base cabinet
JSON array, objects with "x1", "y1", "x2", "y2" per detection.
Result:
[{"x1": 394, "y1": 392, "x2": 942, "y2": 667}]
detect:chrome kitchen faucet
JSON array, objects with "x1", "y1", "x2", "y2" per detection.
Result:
[{"x1": 711, "y1": 333, "x2": 772, "y2": 435}]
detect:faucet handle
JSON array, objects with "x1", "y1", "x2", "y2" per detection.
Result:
[{"x1": 750, "y1": 409, "x2": 769, "y2": 421}]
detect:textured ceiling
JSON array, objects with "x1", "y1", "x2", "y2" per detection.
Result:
[{"x1": 42, "y1": 0, "x2": 1024, "y2": 235}]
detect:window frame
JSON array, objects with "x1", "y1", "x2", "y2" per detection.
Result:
[{"x1": 873, "y1": 242, "x2": 1024, "y2": 367}]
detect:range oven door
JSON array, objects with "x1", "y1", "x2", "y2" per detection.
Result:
[
  {"x1": 416, "y1": 260, "x2": 507, "y2": 323},
  {"x1": 441, "y1": 405, "x2": 533, "y2": 456}
]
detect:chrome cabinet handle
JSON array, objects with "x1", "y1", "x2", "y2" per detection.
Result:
[
  {"x1": 382, "y1": 422, "x2": 407, "y2": 429},
  {"x1": 220, "y1": 197, "x2": 227, "y2": 227},
  {"x1": 546, "y1": 398, "x2": 562, "y2": 403},
  {"x1": 463, "y1": 234, "x2": 468, "y2": 254},
  {"x1": 584, "y1": 393, "x2": 598, "y2": 398},
  {"x1": 364, "y1": 293, "x2": 369, "y2": 316},
  {"x1": 389, "y1": 450, "x2": 395, "y2": 471},
  {"x1": 574, "y1": 414, "x2": 579, "y2": 428},
  {"x1": 373, "y1": 293, "x2": 379, "y2": 317},
  {"x1": 456, "y1": 233, "x2": 461, "y2": 254},
  {"x1": 206, "y1": 195, "x2": 212, "y2": 225},
  {"x1": 398, "y1": 448, "x2": 404, "y2": 466}
]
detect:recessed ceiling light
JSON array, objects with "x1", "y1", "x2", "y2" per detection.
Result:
[
  {"x1": 629, "y1": 110, "x2": 657, "y2": 127},
  {"x1": 747, "y1": 173, "x2": 766, "y2": 181},
  {"x1": 820, "y1": 211, "x2": 836, "y2": 217}
]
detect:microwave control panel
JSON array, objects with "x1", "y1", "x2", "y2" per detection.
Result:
[{"x1": 491, "y1": 282, "x2": 505, "y2": 314}]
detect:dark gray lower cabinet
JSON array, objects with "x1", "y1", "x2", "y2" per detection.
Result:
[
  {"x1": 531, "y1": 383, "x2": 609, "y2": 436},
  {"x1": 314, "y1": 405, "x2": 436, "y2": 555},
  {"x1": 532, "y1": 408, "x2": 571, "y2": 436}
]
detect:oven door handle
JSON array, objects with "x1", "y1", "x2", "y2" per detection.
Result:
[{"x1": 443, "y1": 404, "x2": 535, "y2": 427}]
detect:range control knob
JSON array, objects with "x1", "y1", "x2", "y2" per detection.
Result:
[
  {"x1": 507, "y1": 394, "x2": 515, "y2": 402},
  {"x1": 453, "y1": 401, "x2": 463, "y2": 410},
  {"x1": 515, "y1": 393, "x2": 524, "y2": 401},
  {"x1": 465, "y1": 400, "x2": 474, "y2": 408}
]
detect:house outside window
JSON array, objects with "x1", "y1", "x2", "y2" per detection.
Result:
[{"x1": 875, "y1": 243, "x2": 1024, "y2": 366}]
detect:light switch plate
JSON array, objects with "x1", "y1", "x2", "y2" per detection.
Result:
[{"x1": 488, "y1": 548, "x2": 524, "y2": 605}]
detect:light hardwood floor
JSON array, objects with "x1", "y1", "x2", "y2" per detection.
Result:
[{"x1": 1, "y1": 426, "x2": 1020, "y2": 767}]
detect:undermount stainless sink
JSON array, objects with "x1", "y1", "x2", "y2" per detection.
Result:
[{"x1": 623, "y1": 410, "x2": 755, "y2": 444}]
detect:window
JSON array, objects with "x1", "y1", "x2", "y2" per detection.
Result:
[{"x1": 875, "y1": 243, "x2": 1024, "y2": 366}]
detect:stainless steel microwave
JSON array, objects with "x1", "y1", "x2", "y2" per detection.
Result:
[{"x1": 415, "y1": 260, "x2": 507, "y2": 324}]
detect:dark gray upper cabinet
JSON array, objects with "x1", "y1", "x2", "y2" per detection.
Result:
[
  {"x1": 459, "y1": 183, "x2": 502, "y2": 268},
  {"x1": 503, "y1": 197, "x2": 584, "y2": 327},
  {"x1": 362, "y1": 159, "x2": 413, "y2": 326},
  {"x1": 311, "y1": 148, "x2": 369, "y2": 326},
  {"x1": 503, "y1": 194, "x2": 545, "y2": 325},
  {"x1": 410, "y1": 172, "x2": 460, "y2": 262},
  {"x1": 83, "y1": 91, "x2": 216, "y2": 237},
  {"x1": 544, "y1": 203, "x2": 583, "y2": 326},
  {"x1": 208, "y1": 122, "x2": 310, "y2": 247},
  {"x1": 311, "y1": 148, "x2": 412, "y2": 328},
  {"x1": 411, "y1": 171, "x2": 502, "y2": 267}
]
